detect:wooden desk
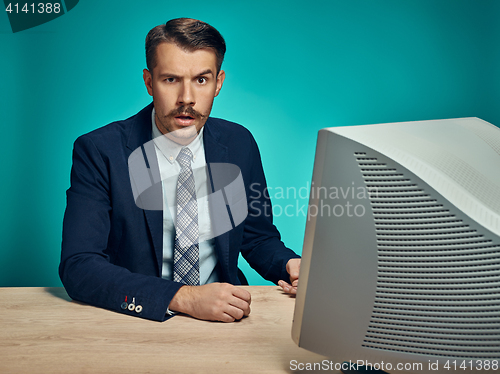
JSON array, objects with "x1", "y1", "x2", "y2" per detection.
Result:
[{"x1": 1, "y1": 287, "x2": 328, "y2": 373}]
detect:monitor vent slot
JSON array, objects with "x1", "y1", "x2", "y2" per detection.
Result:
[{"x1": 355, "y1": 152, "x2": 500, "y2": 359}]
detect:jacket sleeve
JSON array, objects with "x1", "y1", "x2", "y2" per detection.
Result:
[
  {"x1": 239, "y1": 132, "x2": 301, "y2": 284},
  {"x1": 59, "y1": 135, "x2": 183, "y2": 322}
]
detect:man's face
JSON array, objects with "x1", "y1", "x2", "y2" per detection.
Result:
[{"x1": 143, "y1": 42, "x2": 225, "y2": 144}]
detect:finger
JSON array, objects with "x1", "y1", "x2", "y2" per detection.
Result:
[
  {"x1": 219, "y1": 312, "x2": 236, "y2": 323},
  {"x1": 287, "y1": 259, "x2": 301, "y2": 277},
  {"x1": 228, "y1": 296, "x2": 251, "y2": 316},
  {"x1": 232, "y1": 287, "x2": 252, "y2": 304},
  {"x1": 279, "y1": 280, "x2": 293, "y2": 293},
  {"x1": 292, "y1": 279, "x2": 299, "y2": 287},
  {"x1": 225, "y1": 304, "x2": 247, "y2": 320},
  {"x1": 279, "y1": 280, "x2": 299, "y2": 295},
  {"x1": 279, "y1": 280, "x2": 291, "y2": 288},
  {"x1": 289, "y1": 266, "x2": 300, "y2": 279},
  {"x1": 241, "y1": 304, "x2": 251, "y2": 317}
]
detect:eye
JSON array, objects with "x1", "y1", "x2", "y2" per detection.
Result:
[
  {"x1": 164, "y1": 77, "x2": 176, "y2": 83},
  {"x1": 197, "y1": 77, "x2": 207, "y2": 84}
]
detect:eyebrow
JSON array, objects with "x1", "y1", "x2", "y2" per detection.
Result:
[
  {"x1": 157, "y1": 69, "x2": 214, "y2": 79},
  {"x1": 197, "y1": 69, "x2": 214, "y2": 77}
]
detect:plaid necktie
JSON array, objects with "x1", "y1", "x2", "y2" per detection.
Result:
[{"x1": 173, "y1": 147, "x2": 200, "y2": 286}]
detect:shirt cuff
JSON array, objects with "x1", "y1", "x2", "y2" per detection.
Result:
[{"x1": 166, "y1": 307, "x2": 177, "y2": 316}]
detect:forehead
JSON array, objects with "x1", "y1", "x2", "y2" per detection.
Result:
[{"x1": 153, "y1": 42, "x2": 218, "y2": 75}]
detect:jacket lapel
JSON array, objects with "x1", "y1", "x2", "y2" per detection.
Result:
[
  {"x1": 125, "y1": 103, "x2": 164, "y2": 276},
  {"x1": 203, "y1": 118, "x2": 231, "y2": 281}
]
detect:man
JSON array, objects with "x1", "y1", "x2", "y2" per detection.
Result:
[{"x1": 60, "y1": 18, "x2": 300, "y2": 323}]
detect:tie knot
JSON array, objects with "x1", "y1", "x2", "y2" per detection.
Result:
[{"x1": 177, "y1": 147, "x2": 193, "y2": 168}]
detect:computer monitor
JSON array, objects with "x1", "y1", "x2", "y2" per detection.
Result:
[{"x1": 292, "y1": 118, "x2": 500, "y2": 374}]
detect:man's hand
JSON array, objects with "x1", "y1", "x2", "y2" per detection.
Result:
[
  {"x1": 168, "y1": 283, "x2": 251, "y2": 322},
  {"x1": 278, "y1": 258, "x2": 301, "y2": 295}
]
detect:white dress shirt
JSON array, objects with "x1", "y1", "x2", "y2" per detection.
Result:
[{"x1": 151, "y1": 108, "x2": 219, "y2": 285}]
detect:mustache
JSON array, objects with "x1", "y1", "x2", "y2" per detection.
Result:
[{"x1": 168, "y1": 106, "x2": 204, "y2": 119}]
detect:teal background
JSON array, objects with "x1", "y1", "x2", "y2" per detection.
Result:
[{"x1": 1, "y1": 0, "x2": 499, "y2": 287}]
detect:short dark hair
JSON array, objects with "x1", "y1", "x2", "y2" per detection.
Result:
[{"x1": 145, "y1": 18, "x2": 226, "y2": 74}]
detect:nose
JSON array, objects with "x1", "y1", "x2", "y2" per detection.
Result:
[{"x1": 178, "y1": 80, "x2": 195, "y2": 106}]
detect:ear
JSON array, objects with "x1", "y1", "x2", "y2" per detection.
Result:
[
  {"x1": 143, "y1": 69, "x2": 153, "y2": 96},
  {"x1": 214, "y1": 70, "x2": 225, "y2": 97}
]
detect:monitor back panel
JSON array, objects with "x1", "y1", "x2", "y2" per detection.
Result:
[{"x1": 293, "y1": 130, "x2": 500, "y2": 374}]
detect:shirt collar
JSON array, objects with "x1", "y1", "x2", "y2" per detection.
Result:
[{"x1": 151, "y1": 107, "x2": 204, "y2": 164}]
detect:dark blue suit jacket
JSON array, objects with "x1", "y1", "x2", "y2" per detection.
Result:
[{"x1": 60, "y1": 103, "x2": 299, "y2": 321}]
